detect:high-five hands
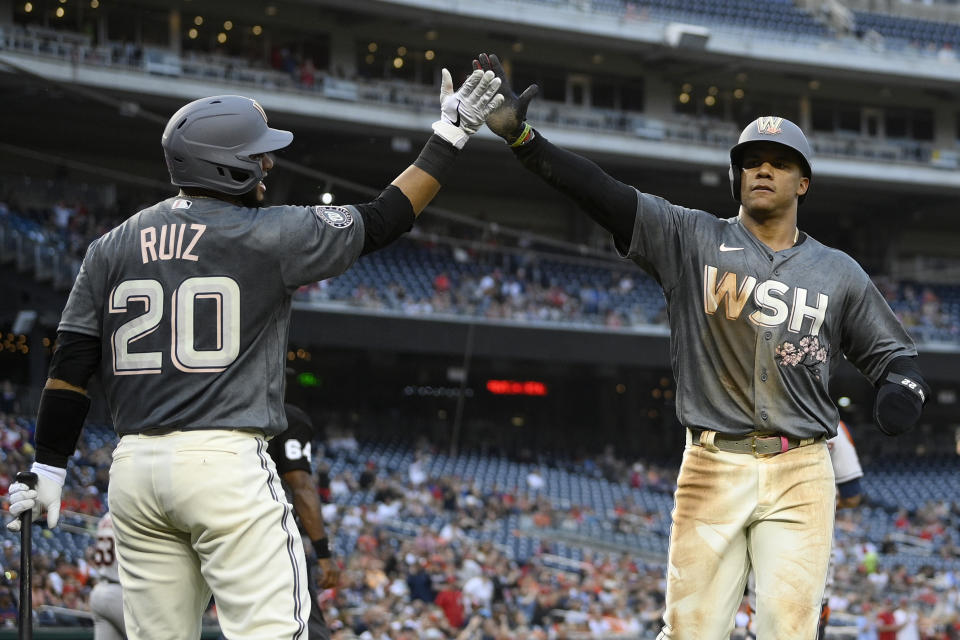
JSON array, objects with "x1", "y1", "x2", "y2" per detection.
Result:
[
  {"x1": 473, "y1": 53, "x2": 539, "y2": 144},
  {"x1": 433, "y1": 68, "x2": 504, "y2": 149}
]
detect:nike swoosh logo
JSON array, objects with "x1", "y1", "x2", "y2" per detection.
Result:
[
  {"x1": 452, "y1": 101, "x2": 461, "y2": 127},
  {"x1": 719, "y1": 244, "x2": 744, "y2": 252}
]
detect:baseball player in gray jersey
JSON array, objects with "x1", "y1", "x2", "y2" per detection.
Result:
[
  {"x1": 5, "y1": 69, "x2": 503, "y2": 639},
  {"x1": 474, "y1": 53, "x2": 930, "y2": 639}
]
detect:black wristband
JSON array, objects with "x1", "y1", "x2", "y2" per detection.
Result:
[
  {"x1": 35, "y1": 388, "x2": 91, "y2": 467},
  {"x1": 312, "y1": 537, "x2": 332, "y2": 559},
  {"x1": 413, "y1": 134, "x2": 459, "y2": 184}
]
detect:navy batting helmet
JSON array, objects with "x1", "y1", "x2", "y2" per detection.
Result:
[
  {"x1": 161, "y1": 95, "x2": 293, "y2": 196},
  {"x1": 729, "y1": 116, "x2": 812, "y2": 205}
]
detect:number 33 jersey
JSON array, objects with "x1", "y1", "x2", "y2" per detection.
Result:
[
  {"x1": 92, "y1": 512, "x2": 120, "y2": 583},
  {"x1": 57, "y1": 197, "x2": 364, "y2": 435}
]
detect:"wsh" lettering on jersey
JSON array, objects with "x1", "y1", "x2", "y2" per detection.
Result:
[{"x1": 702, "y1": 265, "x2": 828, "y2": 334}]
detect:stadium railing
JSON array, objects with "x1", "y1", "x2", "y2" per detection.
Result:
[{"x1": 0, "y1": 25, "x2": 947, "y2": 168}]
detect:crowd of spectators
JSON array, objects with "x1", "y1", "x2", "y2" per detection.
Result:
[
  {"x1": 0, "y1": 383, "x2": 959, "y2": 638},
  {"x1": 296, "y1": 260, "x2": 664, "y2": 329},
  {"x1": 876, "y1": 277, "x2": 959, "y2": 344}
]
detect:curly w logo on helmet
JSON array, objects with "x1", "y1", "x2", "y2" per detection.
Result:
[{"x1": 756, "y1": 116, "x2": 784, "y2": 135}]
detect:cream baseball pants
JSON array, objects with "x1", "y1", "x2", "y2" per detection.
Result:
[
  {"x1": 108, "y1": 429, "x2": 310, "y2": 640},
  {"x1": 657, "y1": 430, "x2": 835, "y2": 640}
]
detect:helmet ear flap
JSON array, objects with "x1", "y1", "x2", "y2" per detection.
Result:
[{"x1": 728, "y1": 163, "x2": 741, "y2": 203}]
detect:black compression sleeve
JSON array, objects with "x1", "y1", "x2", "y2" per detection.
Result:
[
  {"x1": 412, "y1": 134, "x2": 459, "y2": 185},
  {"x1": 35, "y1": 387, "x2": 90, "y2": 467},
  {"x1": 356, "y1": 185, "x2": 416, "y2": 255},
  {"x1": 48, "y1": 331, "x2": 100, "y2": 388},
  {"x1": 512, "y1": 130, "x2": 637, "y2": 250}
]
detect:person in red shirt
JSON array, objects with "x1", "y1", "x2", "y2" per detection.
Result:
[
  {"x1": 876, "y1": 599, "x2": 903, "y2": 640},
  {"x1": 434, "y1": 575, "x2": 464, "y2": 629},
  {"x1": 433, "y1": 271, "x2": 451, "y2": 293}
]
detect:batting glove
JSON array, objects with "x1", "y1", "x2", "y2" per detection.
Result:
[
  {"x1": 432, "y1": 68, "x2": 504, "y2": 150},
  {"x1": 473, "y1": 52, "x2": 539, "y2": 145},
  {"x1": 6, "y1": 463, "x2": 66, "y2": 531}
]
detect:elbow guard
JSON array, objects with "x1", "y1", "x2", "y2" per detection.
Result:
[{"x1": 873, "y1": 356, "x2": 929, "y2": 437}]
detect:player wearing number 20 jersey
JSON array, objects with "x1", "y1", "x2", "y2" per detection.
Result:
[
  {"x1": 57, "y1": 195, "x2": 363, "y2": 640},
  {"x1": 4, "y1": 83, "x2": 506, "y2": 639},
  {"x1": 58, "y1": 196, "x2": 361, "y2": 435}
]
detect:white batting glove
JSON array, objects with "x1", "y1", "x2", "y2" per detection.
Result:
[
  {"x1": 432, "y1": 68, "x2": 505, "y2": 150},
  {"x1": 6, "y1": 464, "x2": 66, "y2": 531}
]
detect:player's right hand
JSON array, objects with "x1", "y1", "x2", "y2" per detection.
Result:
[
  {"x1": 6, "y1": 474, "x2": 63, "y2": 531},
  {"x1": 317, "y1": 557, "x2": 341, "y2": 590},
  {"x1": 473, "y1": 52, "x2": 539, "y2": 144}
]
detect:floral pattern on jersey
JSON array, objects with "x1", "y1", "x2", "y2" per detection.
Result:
[{"x1": 775, "y1": 335, "x2": 829, "y2": 379}]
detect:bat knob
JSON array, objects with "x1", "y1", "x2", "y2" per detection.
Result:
[{"x1": 15, "y1": 472, "x2": 37, "y2": 490}]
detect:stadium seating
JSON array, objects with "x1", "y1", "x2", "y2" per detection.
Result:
[
  {"x1": 852, "y1": 10, "x2": 960, "y2": 52},
  {"x1": 3, "y1": 416, "x2": 960, "y2": 636},
  {"x1": 591, "y1": 0, "x2": 828, "y2": 38},
  {"x1": 2, "y1": 207, "x2": 958, "y2": 342},
  {"x1": 324, "y1": 438, "x2": 960, "y2": 571}
]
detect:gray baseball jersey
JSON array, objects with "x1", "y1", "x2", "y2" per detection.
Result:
[
  {"x1": 58, "y1": 196, "x2": 363, "y2": 436},
  {"x1": 621, "y1": 191, "x2": 916, "y2": 439}
]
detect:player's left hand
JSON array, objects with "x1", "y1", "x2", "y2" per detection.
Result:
[
  {"x1": 432, "y1": 68, "x2": 504, "y2": 150},
  {"x1": 317, "y1": 557, "x2": 340, "y2": 590},
  {"x1": 473, "y1": 52, "x2": 539, "y2": 144},
  {"x1": 874, "y1": 380, "x2": 924, "y2": 436},
  {"x1": 6, "y1": 474, "x2": 62, "y2": 531}
]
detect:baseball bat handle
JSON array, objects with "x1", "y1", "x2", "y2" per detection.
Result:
[
  {"x1": 15, "y1": 471, "x2": 36, "y2": 528},
  {"x1": 14, "y1": 471, "x2": 37, "y2": 490},
  {"x1": 16, "y1": 471, "x2": 36, "y2": 640}
]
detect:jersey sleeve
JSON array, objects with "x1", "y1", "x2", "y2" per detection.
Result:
[
  {"x1": 839, "y1": 265, "x2": 917, "y2": 384},
  {"x1": 618, "y1": 190, "x2": 709, "y2": 293},
  {"x1": 266, "y1": 420, "x2": 314, "y2": 476},
  {"x1": 259, "y1": 204, "x2": 366, "y2": 291},
  {"x1": 58, "y1": 239, "x2": 103, "y2": 337}
]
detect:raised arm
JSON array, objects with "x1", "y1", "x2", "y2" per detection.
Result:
[
  {"x1": 474, "y1": 52, "x2": 637, "y2": 249},
  {"x1": 355, "y1": 68, "x2": 503, "y2": 256}
]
